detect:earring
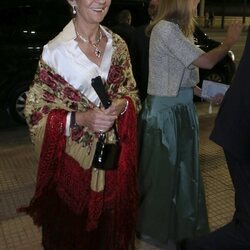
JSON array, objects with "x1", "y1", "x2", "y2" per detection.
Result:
[{"x1": 72, "y1": 6, "x2": 76, "y2": 15}]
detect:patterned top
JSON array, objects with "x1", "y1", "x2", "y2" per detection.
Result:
[{"x1": 147, "y1": 20, "x2": 204, "y2": 97}]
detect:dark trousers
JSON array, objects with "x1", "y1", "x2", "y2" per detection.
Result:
[{"x1": 186, "y1": 150, "x2": 250, "y2": 250}]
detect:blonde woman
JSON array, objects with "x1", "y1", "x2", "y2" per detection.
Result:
[{"x1": 137, "y1": 0, "x2": 242, "y2": 248}]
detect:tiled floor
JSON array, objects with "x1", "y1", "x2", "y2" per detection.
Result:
[{"x1": 0, "y1": 102, "x2": 234, "y2": 250}]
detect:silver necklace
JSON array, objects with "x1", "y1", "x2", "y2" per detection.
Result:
[{"x1": 76, "y1": 30, "x2": 103, "y2": 58}]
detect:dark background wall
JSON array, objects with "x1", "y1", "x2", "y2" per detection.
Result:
[{"x1": 204, "y1": 0, "x2": 250, "y2": 16}]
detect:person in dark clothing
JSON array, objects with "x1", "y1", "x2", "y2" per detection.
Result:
[
  {"x1": 130, "y1": 0, "x2": 159, "y2": 102},
  {"x1": 130, "y1": 25, "x2": 149, "y2": 102},
  {"x1": 112, "y1": 9, "x2": 135, "y2": 53},
  {"x1": 209, "y1": 11, "x2": 214, "y2": 28},
  {"x1": 204, "y1": 11, "x2": 210, "y2": 28},
  {"x1": 186, "y1": 26, "x2": 250, "y2": 250}
]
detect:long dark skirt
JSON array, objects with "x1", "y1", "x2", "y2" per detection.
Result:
[{"x1": 137, "y1": 88, "x2": 209, "y2": 243}]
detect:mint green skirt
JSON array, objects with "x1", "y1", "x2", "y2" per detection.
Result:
[{"x1": 137, "y1": 88, "x2": 209, "y2": 243}]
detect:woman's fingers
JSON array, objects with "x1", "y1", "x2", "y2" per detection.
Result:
[
  {"x1": 76, "y1": 109, "x2": 117, "y2": 132},
  {"x1": 211, "y1": 93, "x2": 224, "y2": 105}
]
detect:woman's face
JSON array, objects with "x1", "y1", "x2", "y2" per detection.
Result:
[
  {"x1": 72, "y1": 0, "x2": 111, "y2": 24},
  {"x1": 148, "y1": 0, "x2": 160, "y2": 21}
]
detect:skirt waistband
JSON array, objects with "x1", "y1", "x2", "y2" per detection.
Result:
[{"x1": 146, "y1": 88, "x2": 193, "y2": 106}]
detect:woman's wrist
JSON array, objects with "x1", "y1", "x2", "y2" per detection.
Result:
[
  {"x1": 193, "y1": 85, "x2": 201, "y2": 98},
  {"x1": 221, "y1": 40, "x2": 231, "y2": 53},
  {"x1": 70, "y1": 112, "x2": 78, "y2": 128},
  {"x1": 70, "y1": 112, "x2": 82, "y2": 131}
]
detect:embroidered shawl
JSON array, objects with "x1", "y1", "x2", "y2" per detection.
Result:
[{"x1": 23, "y1": 31, "x2": 140, "y2": 250}]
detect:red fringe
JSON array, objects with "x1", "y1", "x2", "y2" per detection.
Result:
[{"x1": 19, "y1": 98, "x2": 138, "y2": 250}]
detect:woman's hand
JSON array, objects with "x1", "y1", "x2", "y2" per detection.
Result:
[
  {"x1": 104, "y1": 98, "x2": 128, "y2": 117},
  {"x1": 210, "y1": 93, "x2": 224, "y2": 106},
  {"x1": 193, "y1": 22, "x2": 243, "y2": 70},
  {"x1": 193, "y1": 85, "x2": 202, "y2": 97},
  {"x1": 223, "y1": 22, "x2": 243, "y2": 48},
  {"x1": 75, "y1": 108, "x2": 117, "y2": 133},
  {"x1": 74, "y1": 98, "x2": 128, "y2": 133}
]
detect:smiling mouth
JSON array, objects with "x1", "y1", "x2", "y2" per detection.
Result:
[{"x1": 92, "y1": 7, "x2": 105, "y2": 12}]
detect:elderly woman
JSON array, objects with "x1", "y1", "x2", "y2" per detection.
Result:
[{"x1": 22, "y1": 0, "x2": 141, "y2": 249}]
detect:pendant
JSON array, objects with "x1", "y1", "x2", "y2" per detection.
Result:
[{"x1": 94, "y1": 47, "x2": 101, "y2": 58}]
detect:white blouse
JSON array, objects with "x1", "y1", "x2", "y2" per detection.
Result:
[{"x1": 42, "y1": 20, "x2": 113, "y2": 106}]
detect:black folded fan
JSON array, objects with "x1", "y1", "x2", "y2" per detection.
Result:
[
  {"x1": 91, "y1": 76, "x2": 111, "y2": 109},
  {"x1": 91, "y1": 76, "x2": 119, "y2": 170}
]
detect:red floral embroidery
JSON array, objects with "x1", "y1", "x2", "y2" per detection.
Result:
[
  {"x1": 71, "y1": 127, "x2": 84, "y2": 141},
  {"x1": 31, "y1": 111, "x2": 43, "y2": 125},
  {"x1": 42, "y1": 105, "x2": 50, "y2": 114},
  {"x1": 39, "y1": 69, "x2": 49, "y2": 81},
  {"x1": 63, "y1": 87, "x2": 81, "y2": 102},
  {"x1": 53, "y1": 74, "x2": 67, "y2": 85},
  {"x1": 40, "y1": 69, "x2": 59, "y2": 91},
  {"x1": 43, "y1": 92, "x2": 55, "y2": 103},
  {"x1": 107, "y1": 65, "x2": 125, "y2": 86}
]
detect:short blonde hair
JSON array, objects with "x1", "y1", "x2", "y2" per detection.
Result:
[{"x1": 146, "y1": 0, "x2": 195, "y2": 37}]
